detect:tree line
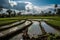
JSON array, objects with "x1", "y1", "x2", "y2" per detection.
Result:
[
  {"x1": 0, "y1": 4, "x2": 60, "y2": 18},
  {"x1": 40, "y1": 4, "x2": 60, "y2": 16},
  {"x1": 0, "y1": 8, "x2": 21, "y2": 18}
]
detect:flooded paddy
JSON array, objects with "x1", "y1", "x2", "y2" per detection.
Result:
[{"x1": 0, "y1": 19, "x2": 60, "y2": 40}]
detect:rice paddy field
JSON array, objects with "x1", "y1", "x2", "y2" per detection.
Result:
[{"x1": 0, "y1": 16, "x2": 60, "y2": 30}]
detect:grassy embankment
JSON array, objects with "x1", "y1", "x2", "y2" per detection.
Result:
[
  {"x1": 0, "y1": 16, "x2": 60, "y2": 30},
  {"x1": 0, "y1": 16, "x2": 60, "y2": 39},
  {"x1": 45, "y1": 16, "x2": 60, "y2": 30},
  {"x1": 0, "y1": 17, "x2": 22, "y2": 26}
]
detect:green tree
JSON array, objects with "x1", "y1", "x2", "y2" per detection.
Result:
[
  {"x1": 41, "y1": 11, "x2": 44, "y2": 16},
  {"x1": 7, "y1": 9, "x2": 12, "y2": 17},
  {"x1": 13, "y1": 11, "x2": 16, "y2": 16},
  {"x1": 17, "y1": 12, "x2": 21, "y2": 16},
  {"x1": 56, "y1": 8, "x2": 60, "y2": 15},
  {"x1": 48, "y1": 11, "x2": 52, "y2": 15}
]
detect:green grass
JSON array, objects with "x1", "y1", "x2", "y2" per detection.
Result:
[
  {"x1": 0, "y1": 16, "x2": 58, "y2": 19},
  {"x1": 44, "y1": 16, "x2": 60, "y2": 30},
  {"x1": 0, "y1": 16, "x2": 60, "y2": 28},
  {"x1": 0, "y1": 20, "x2": 19, "y2": 26},
  {"x1": 46, "y1": 20, "x2": 60, "y2": 30},
  {"x1": 0, "y1": 17, "x2": 21, "y2": 26},
  {"x1": 47, "y1": 20, "x2": 60, "y2": 27},
  {"x1": 0, "y1": 20, "x2": 17, "y2": 24}
]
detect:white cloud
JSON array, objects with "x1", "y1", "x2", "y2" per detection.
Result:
[
  {"x1": 33, "y1": 4, "x2": 54, "y2": 11},
  {"x1": 9, "y1": 0, "x2": 17, "y2": 7},
  {"x1": 35, "y1": 4, "x2": 60, "y2": 14},
  {"x1": 9, "y1": 0, "x2": 33, "y2": 10},
  {"x1": 34, "y1": 4, "x2": 60, "y2": 11},
  {"x1": 16, "y1": 1, "x2": 33, "y2": 10},
  {"x1": 16, "y1": 1, "x2": 32, "y2": 4},
  {"x1": 8, "y1": 0, "x2": 60, "y2": 14},
  {"x1": 25, "y1": 3, "x2": 33, "y2": 10},
  {"x1": 30, "y1": 4, "x2": 60, "y2": 13}
]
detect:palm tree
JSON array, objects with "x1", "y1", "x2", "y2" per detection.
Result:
[
  {"x1": 54, "y1": 4, "x2": 58, "y2": 14},
  {"x1": 7, "y1": 9, "x2": 12, "y2": 17}
]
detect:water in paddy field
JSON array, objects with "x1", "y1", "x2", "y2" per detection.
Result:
[
  {"x1": 41, "y1": 21, "x2": 60, "y2": 35},
  {"x1": 2, "y1": 20, "x2": 60, "y2": 40},
  {"x1": 10, "y1": 21, "x2": 42, "y2": 40},
  {"x1": 0, "y1": 21, "x2": 29, "y2": 37},
  {"x1": 28, "y1": 21, "x2": 42, "y2": 38}
]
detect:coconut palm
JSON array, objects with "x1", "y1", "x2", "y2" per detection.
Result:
[{"x1": 54, "y1": 4, "x2": 58, "y2": 14}]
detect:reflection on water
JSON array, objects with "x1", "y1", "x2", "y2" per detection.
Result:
[
  {"x1": 8, "y1": 21, "x2": 60, "y2": 40},
  {"x1": 9, "y1": 21, "x2": 31, "y2": 40},
  {"x1": 10, "y1": 33, "x2": 23, "y2": 40},
  {"x1": 9, "y1": 21, "x2": 42, "y2": 40},
  {"x1": 28, "y1": 21, "x2": 42, "y2": 38},
  {"x1": 0, "y1": 21, "x2": 30, "y2": 37},
  {"x1": 41, "y1": 21, "x2": 60, "y2": 34},
  {"x1": 0, "y1": 20, "x2": 25, "y2": 29}
]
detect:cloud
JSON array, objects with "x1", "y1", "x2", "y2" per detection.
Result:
[
  {"x1": 15, "y1": 1, "x2": 33, "y2": 10},
  {"x1": 9, "y1": 0, "x2": 33, "y2": 10},
  {"x1": 9, "y1": 0, "x2": 55, "y2": 11},
  {"x1": 30, "y1": 4, "x2": 60, "y2": 13},
  {"x1": 25, "y1": 2, "x2": 33, "y2": 10},
  {"x1": 9, "y1": 0, "x2": 17, "y2": 7},
  {"x1": 8, "y1": 0, "x2": 60, "y2": 13},
  {"x1": 16, "y1": 1, "x2": 32, "y2": 4},
  {"x1": 33, "y1": 4, "x2": 54, "y2": 11}
]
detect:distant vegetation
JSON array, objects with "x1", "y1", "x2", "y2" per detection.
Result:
[{"x1": 0, "y1": 4, "x2": 60, "y2": 18}]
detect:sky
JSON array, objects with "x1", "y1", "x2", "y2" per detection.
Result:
[
  {"x1": 0, "y1": 0, "x2": 60, "y2": 13},
  {"x1": 13, "y1": 0, "x2": 60, "y2": 6}
]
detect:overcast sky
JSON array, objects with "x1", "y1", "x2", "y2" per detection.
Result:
[
  {"x1": 13, "y1": 0, "x2": 60, "y2": 6},
  {"x1": 0, "y1": 0, "x2": 60, "y2": 11}
]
